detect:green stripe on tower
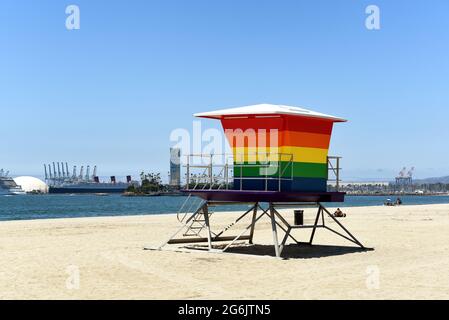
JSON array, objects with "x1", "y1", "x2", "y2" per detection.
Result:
[{"x1": 233, "y1": 162, "x2": 328, "y2": 179}]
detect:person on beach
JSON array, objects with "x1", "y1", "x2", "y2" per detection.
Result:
[
  {"x1": 334, "y1": 208, "x2": 346, "y2": 217},
  {"x1": 396, "y1": 197, "x2": 403, "y2": 205}
]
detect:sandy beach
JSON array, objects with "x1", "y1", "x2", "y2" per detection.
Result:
[{"x1": 1, "y1": 203, "x2": 449, "y2": 300}]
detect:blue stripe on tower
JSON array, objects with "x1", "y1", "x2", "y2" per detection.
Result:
[{"x1": 233, "y1": 178, "x2": 327, "y2": 192}]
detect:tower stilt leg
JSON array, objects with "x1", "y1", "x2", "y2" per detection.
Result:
[
  {"x1": 248, "y1": 203, "x2": 258, "y2": 244},
  {"x1": 309, "y1": 205, "x2": 323, "y2": 245},
  {"x1": 203, "y1": 203, "x2": 213, "y2": 250},
  {"x1": 269, "y1": 203, "x2": 281, "y2": 258}
]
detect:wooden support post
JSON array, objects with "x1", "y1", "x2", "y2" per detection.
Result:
[
  {"x1": 309, "y1": 205, "x2": 322, "y2": 245},
  {"x1": 202, "y1": 203, "x2": 213, "y2": 250},
  {"x1": 248, "y1": 203, "x2": 258, "y2": 244},
  {"x1": 269, "y1": 203, "x2": 281, "y2": 258},
  {"x1": 279, "y1": 226, "x2": 291, "y2": 255}
]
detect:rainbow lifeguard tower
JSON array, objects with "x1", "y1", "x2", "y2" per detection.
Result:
[{"x1": 157, "y1": 104, "x2": 364, "y2": 258}]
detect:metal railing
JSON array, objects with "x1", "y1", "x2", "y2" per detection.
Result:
[
  {"x1": 182, "y1": 153, "x2": 343, "y2": 192},
  {"x1": 185, "y1": 153, "x2": 233, "y2": 190},
  {"x1": 235, "y1": 153, "x2": 294, "y2": 191},
  {"x1": 327, "y1": 156, "x2": 342, "y2": 191},
  {"x1": 184, "y1": 153, "x2": 294, "y2": 192}
]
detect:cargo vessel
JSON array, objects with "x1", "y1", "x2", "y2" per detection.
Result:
[{"x1": 45, "y1": 162, "x2": 135, "y2": 194}]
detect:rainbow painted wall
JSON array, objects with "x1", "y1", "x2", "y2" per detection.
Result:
[{"x1": 221, "y1": 115, "x2": 336, "y2": 192}]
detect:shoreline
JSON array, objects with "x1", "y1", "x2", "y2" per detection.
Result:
[
  {"x1": 1, "y1": 203, "x2": 449, "y2": 299},
  {"x1": 2, "y1": 198, "x2": 449, "y2": 223},
  {"x1": 345, "y1": 193, "x2": 449, "y2": 196}
]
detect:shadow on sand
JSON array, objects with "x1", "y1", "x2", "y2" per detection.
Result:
[{"x1": 219, "y1": 244, "x2": 374, "y2": 260}]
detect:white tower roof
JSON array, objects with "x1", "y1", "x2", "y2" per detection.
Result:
[{"x1": 194, "y1": 103, "x2": 346, "y2": 122}]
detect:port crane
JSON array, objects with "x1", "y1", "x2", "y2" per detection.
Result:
[{"x1": 395, "y1": 166, "x2": 414, "y2": 189}]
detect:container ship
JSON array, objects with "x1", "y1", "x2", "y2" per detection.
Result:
[
  {"x1": 0, "y1": 169, "x2": 26, "y2": 195},
  {"x1": 45, "y1": 162, "x2": 135, "y2": 194}
]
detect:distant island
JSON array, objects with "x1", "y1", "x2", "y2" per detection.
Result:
[
  {"x1": 124, "y1": 172, "x2": 182, "y2": 196},
  {"x1": 332, "y1": 179, "x2": 449, "y2": 196}
]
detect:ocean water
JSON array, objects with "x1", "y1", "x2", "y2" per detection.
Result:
[{"x1": 1, "y1": 194, "x2": 449, "y2": 222}]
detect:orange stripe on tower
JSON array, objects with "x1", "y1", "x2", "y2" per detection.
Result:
[
  {"x1": 282, "y1": 131, "x2": 331, "y2": 149},
  {"x1": 224, "y1": 130, "x2": 330, "y2": 149}
]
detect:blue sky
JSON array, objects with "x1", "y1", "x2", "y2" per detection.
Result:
[{"x1": 1, "y1": 0, "x2": 448, "y2": 181}]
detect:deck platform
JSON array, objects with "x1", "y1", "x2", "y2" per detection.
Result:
[{"x1": 182, "y1": 190, "x2": 345, "y2": 203}]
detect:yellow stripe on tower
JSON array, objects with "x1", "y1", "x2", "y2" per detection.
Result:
[{"x1": 232, "y1": 146, "x2": 329, "y2": 164}]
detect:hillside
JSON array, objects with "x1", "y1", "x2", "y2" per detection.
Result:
[{"x1": 415, "y1": 176, "x2": 449, "y2": 184}]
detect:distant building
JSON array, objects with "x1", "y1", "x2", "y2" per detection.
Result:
[
  {"x1": 169, "y1": 148, "x2": 181, "y2": 188},
  {"x1": 14, "y1": 176, "x2": 48, "y2": 193},
  {"x1": 337, "y1": 181, "x2": 390, "y2": 187}
]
